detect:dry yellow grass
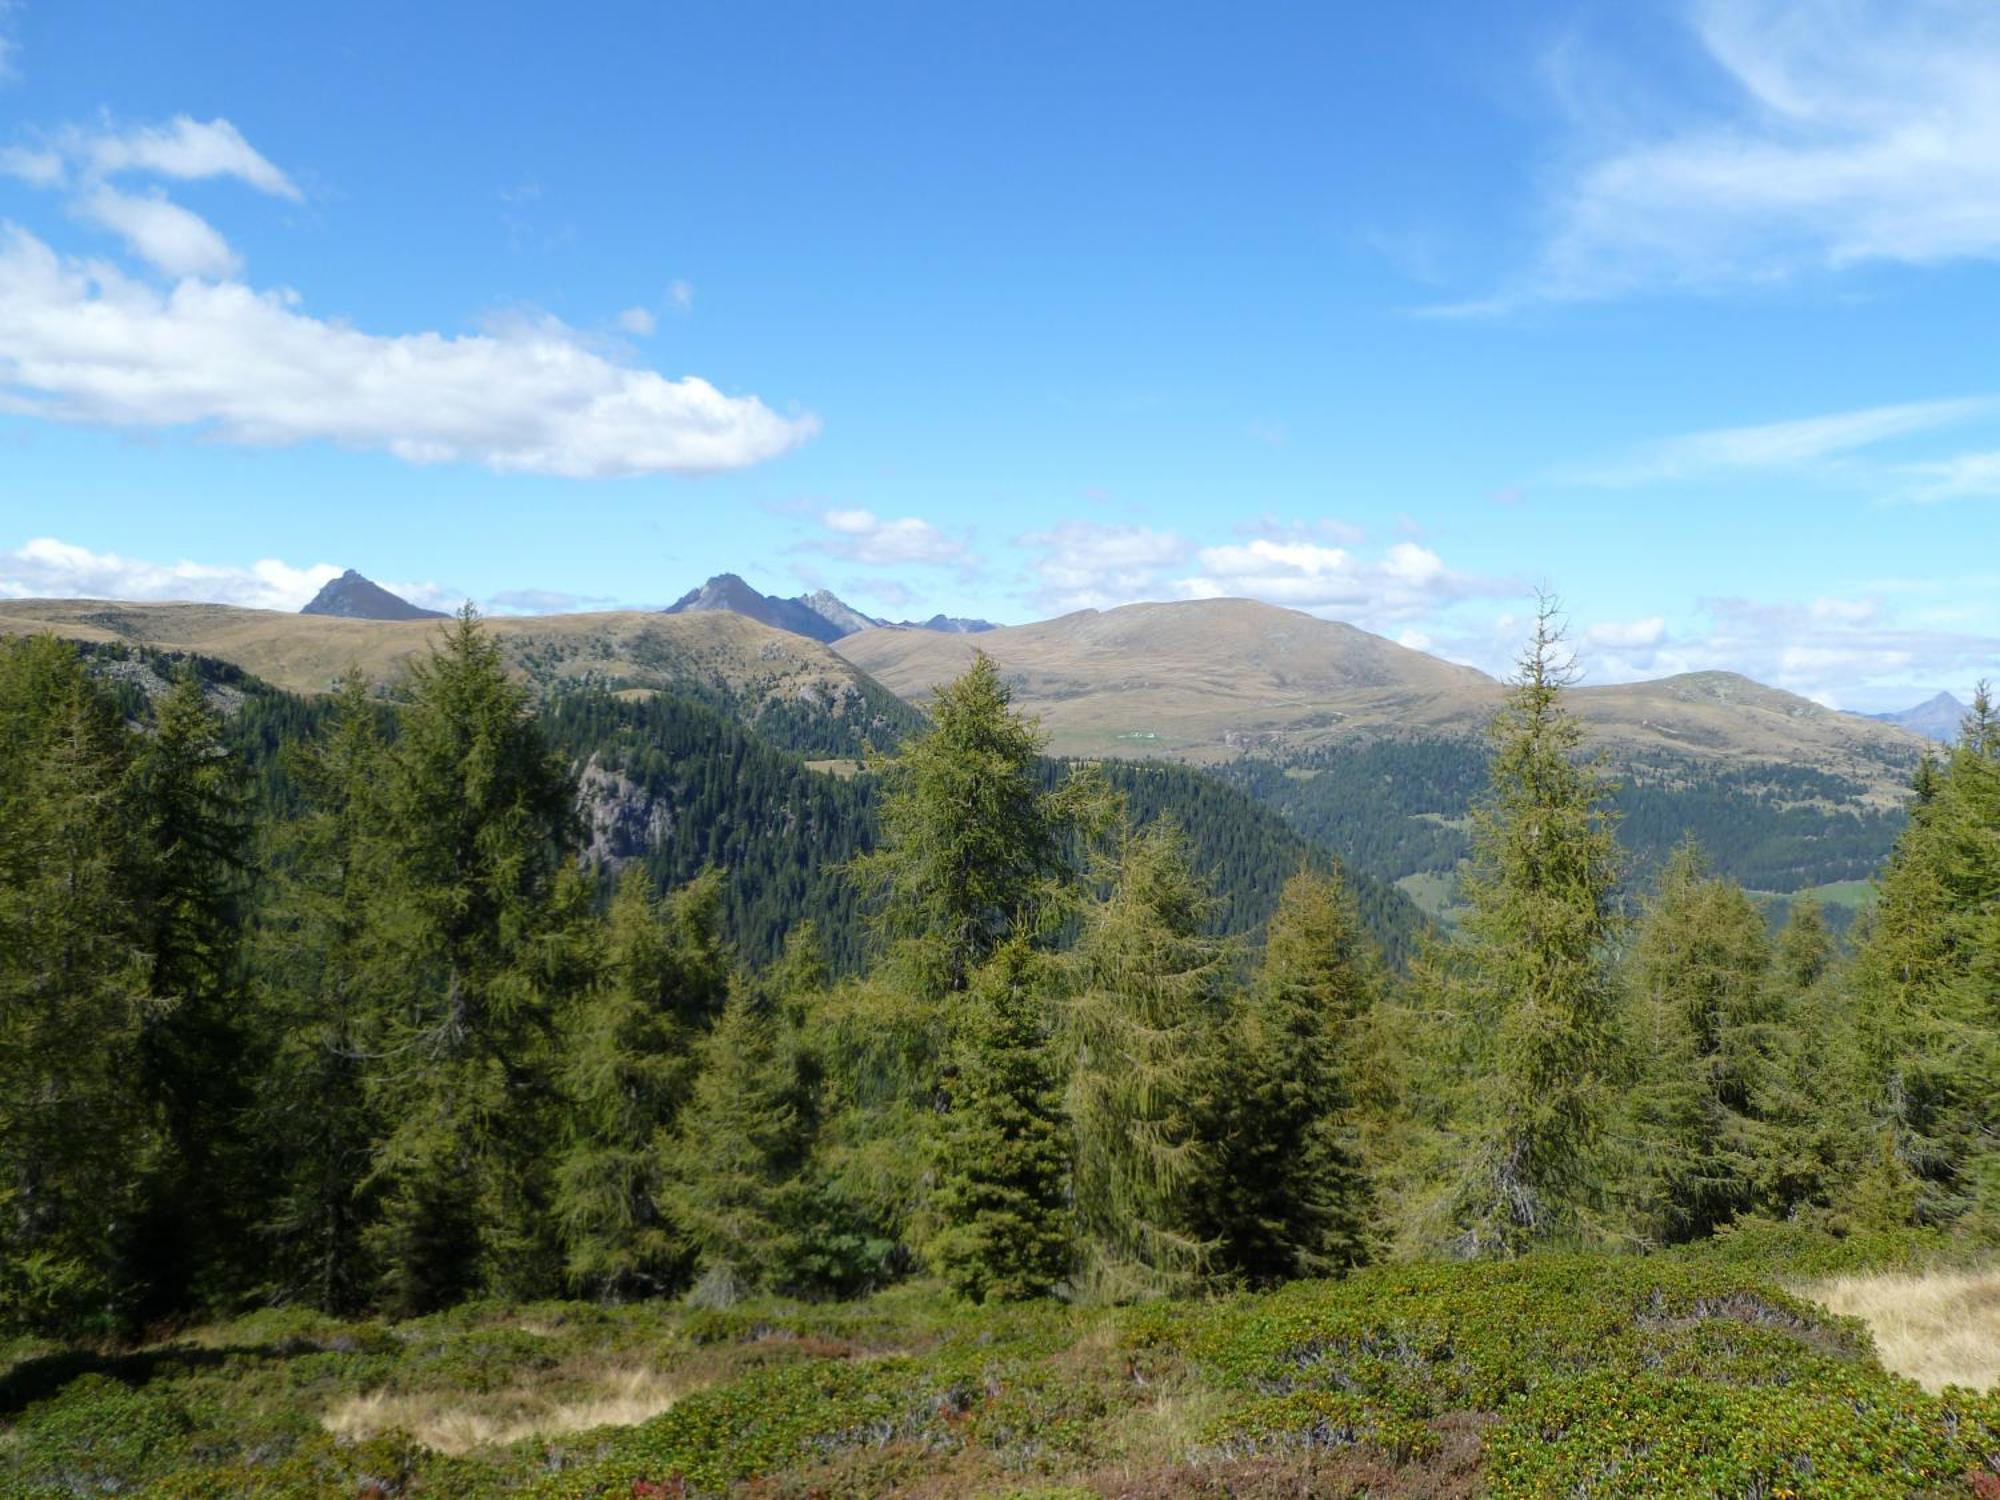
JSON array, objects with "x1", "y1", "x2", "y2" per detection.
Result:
[
  {"x1": 1805, "y1": 1268, "x2": 2000, "y2": 1393},
  {"x1": 323, "y1": 1363, "x2": 687, "y2": 1454}
]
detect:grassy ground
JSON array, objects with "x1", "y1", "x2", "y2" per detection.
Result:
[
  {"x1": 2, "y1": 1233, "x2": 1995, "y2": 1497},
  {"x1": 1807, "y1": 1268, "x2": 2000, "y2": 1394}
]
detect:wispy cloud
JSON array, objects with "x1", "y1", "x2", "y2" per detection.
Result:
[
  {"x1": 1575, "y1": 396, "x2": 2000, "y2": 484},
  {"x1": 485, "y1": 587, "x2": 618, "y2": 614},
  {"x1": 0, "y1": 1, "x2": 22, "y2": 85},
  {"x1": 1012, "y1": 518, "x2": 1510, "y2": 629},
  {"x1": 3, "y1": 114, "x2": 301, "y2": 201},
  {"x1": 1472, "y1": 0, "x2": 2000, "y2": 306},
  {"x1": 0, "y1": 538, "x2": 639, "y2": 617},
  {"x1": 1902, "y1": 449, "x2": 2000, "y2": 501},
  {"x1": 3, "y1": 113, "x2": 298, "y2": 276}
]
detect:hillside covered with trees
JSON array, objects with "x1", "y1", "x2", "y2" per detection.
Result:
[{"x1": 1, "y1": 606, "x2": 1996, "y2": 1494}]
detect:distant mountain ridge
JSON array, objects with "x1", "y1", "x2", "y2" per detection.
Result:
[
  {"x1": 664, "y1": 573, "x2": 994, "y2": 642},
  {"x1": 299, "y1": 569, "x2": 445, "y2": 621},
  {"x1": 1866, "y1": 691, "x2": 1967, "y2": 743},
  {"x1": 835, "y1": 597, "x2": 1931, "y2": 805}
]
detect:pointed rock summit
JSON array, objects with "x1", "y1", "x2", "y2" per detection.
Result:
[
  {"x1": 1867, "y1": 691, "x2": 1969, "y2": 743},
  {"x1": 664, "y1": 573, "x2": 850, "y2": 642},
  {"x1": 663, "y1": 572, "x2": 997, "y2": 642},
  {"x1": 299, "y1": 569, "x2": 447, "y2": 621}
]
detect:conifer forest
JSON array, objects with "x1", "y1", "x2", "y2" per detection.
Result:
[{"x1": 2, "y1": 604, "x2": 1997, "y2": 1496}]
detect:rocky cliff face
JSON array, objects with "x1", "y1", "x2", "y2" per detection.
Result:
[{"x1": 579, "y1": 758, "x2": 676, "y2": 864}]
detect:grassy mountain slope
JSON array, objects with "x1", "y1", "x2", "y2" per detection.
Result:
[
  {"x1": 0, "y1": 598, "x2": 921, "y2": 758},
  {"x1": 839, "y1": 597, "x2": 1492, "y2": 759},
  {"x1": 838, "y1": 598, "x2": 1929, "y2": 801}
]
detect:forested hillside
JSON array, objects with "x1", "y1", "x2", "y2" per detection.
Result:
[
  {"x1": 62, "y1": 638, "x2": 1422, "y2": 972},
  {"x1": 3, "y1": 609, "x2": 1995, "y2": 1497},
  {"x1": 1222, "y1": 734, "x2": 1907, "y2": 918}
]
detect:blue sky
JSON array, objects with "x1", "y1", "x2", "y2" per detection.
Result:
[{"x1": 0, "y1": 0, "x2": 1996, "y2": 709}]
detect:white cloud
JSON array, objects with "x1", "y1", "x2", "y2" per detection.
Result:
[
  {"x1": 74, "y1": 185, "x2": 239, "y2": 277},
  {"x1": 811, "y1": 509, "x2": 967, "y2": 567},
  {"x1": 1565, "y1": 593, "x2": 1999, "y2": 707},
  {"x1": 1501, "y1": 0, "x2": 2000, "y2": 302},
  {"x1": 615, "y1": 305, "x2": 657, "y2": 336},
  {"x1": 1584, "y1": 615, "x2": 1667, "y2": 648},
  {"x1": 0, "y1": 537, "x2": 341, "y2": 610},
  {"x1": 0, "y1": 227, "x2": 818, "y2": 475},
  {"x1": 1176, "y1": 536, "x2": 1501, "y2": 623},
  {"x1": 1016, "y1": 521, "x2": 1189, "y2": 612},
  {"x1": 669, "y1": 279, "x2": 694, "y2": 313}
]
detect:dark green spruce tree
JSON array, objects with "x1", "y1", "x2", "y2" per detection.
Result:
[
  {"x1": 930, "y1": 939, "x2": 1073, "y2": 1302},
  {"x1": 1207, "y1": 867, "x2": 1380, "y2": 1285},
  {"x1": 662, "y1": 975, "x2": 808, "y2": 1301},
  {"x1": 1622, "y1": 842, "x2": 1790, "y2": 1242},
  {"x1": 852, "y1": 651, "x2": 1081, "y2": 998},
  {"x1": 555, "y1": 867, "x2": 727, "y2": 1299},
  {"x1": 360, "y1": 608, "x2": 580, "y2": 1314},
  {"x1": 129, "y1": 668, "x2": 254, "y2": 1316},
  {"x1": 835, "y1": 653, "x2": 1098, "y2": 1271},
  {"x1": 255, "y1": 676, "x2": 387, "y2": 1314},
  {"x1": 0, "y1": 639, "x2": 150, "y2": 1333}
]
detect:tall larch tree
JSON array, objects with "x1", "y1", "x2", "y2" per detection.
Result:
[
  {"x1": 1061, "y1": 817, "x2": 1227, "y2": 1300},
  {"x1": 1848, "y1": 684, "x2": 2000, "y2": 1231},
  {"x1": 1431, "y1": 597, "x2": 1623, "y2": 1257}
]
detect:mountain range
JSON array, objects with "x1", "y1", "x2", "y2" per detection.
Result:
[
  {"x1": 664, "y1": 573, "x2": 994, "y2": 643},
  {"x1": 1868, "y1": 691, "x2": 1968, "y2": 743},
  {"x1": 0, "y1": 585, "x2": 1951, "y2": 907},
  {"x1": 836, "y1": 598, "x2": 1930, "y2": 805}
]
